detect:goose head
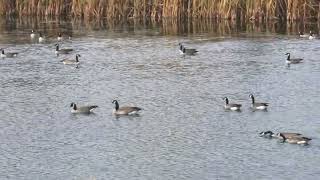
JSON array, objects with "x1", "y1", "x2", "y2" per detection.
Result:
[
  {"x1": 58, "y1": 32, "x2": 62, "y2": 37},
  {"x1": 70, "y1": 102, "x2": 77, "y2": 110},
  {"x1": 259, "y1": 131, "x2": 274, "y2": 137},
  {"x1": 112, "y1": 100, "x2": 119, "y2": 110}
]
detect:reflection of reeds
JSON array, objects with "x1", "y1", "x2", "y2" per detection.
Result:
[
  {"x1": 0, "y1": 0, "x2": 320, "y2": 21},
  {"x1": 0, "y1": 15, "x2": 319, "y2": 38}
]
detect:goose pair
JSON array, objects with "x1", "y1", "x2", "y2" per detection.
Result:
[
  {"x1": 260, "y1": 131, "x2": 312, "y2": 145},
  {"x1": 30, "y1": 30, "x2": 45, "y2": 42},
  {"x1": 285, "y1": 53, "x2": 303, "y2": 64},
  {"x1": 61, "y1": 54, "x2": 80, "y2": 65},
  {"x1": 55, "y1": 44, "x2": 73, "y2": 54},
  {"x1": 70, "y1": 100, "x2": 142, "y2": 115},
  {"x1": 178, "y1": 43, "x2": 198, "y2": 55},
  {"x1": 299, "y1": 31, "x2": 316, "y2": 39},
  {"x1": 223, "y1": 94, "x2": 268, "y2": 111},
  {"x1": 1, "y1": 49, "x2": 18, "y2": 58}
]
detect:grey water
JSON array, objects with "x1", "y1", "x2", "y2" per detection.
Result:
[{"x1": 1, "y1": 17, "x2": 320, "y2": 179}]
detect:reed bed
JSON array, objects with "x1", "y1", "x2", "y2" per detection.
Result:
[{"x1": 0, "y1": 0, "x2": 320, "y2": 22}]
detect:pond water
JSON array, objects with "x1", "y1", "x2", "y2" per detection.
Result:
[{"x1": 1, "y1": 17, "x2": 320, "y2": 179}]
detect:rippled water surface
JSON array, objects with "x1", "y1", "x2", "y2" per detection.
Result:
[{"x1": 1, "y1": 18, "x2": 320, "y2": 179}]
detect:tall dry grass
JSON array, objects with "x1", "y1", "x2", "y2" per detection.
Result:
[{"x1": 0, "y1": 0, "x2": 319, "y2": 22}]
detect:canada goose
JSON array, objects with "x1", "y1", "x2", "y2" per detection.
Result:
[
  {"x1": 279, "y1": 133, "x2": 312, "y2": 145},
  {"x1": 30, "y1": 29, "x2": 36, "y2": 38},
  {"x1": 70, "y1": 102, "x2": 98, "y2": 114},
  {"x1": 249, "y1": 94, "x2": 268, "y2": 110},
  {"x1": 309, "y1": 31, "x2": 316, "y2": 40},
  {"x1": 57, "y1": 32, "x2": 63, "y2": 41},
  {"x1": 223, "y1": 97, "x2": 242, "y2": 111},
  {"x1": 38, "y1": 32, "x2": 45, "y2": 43},
  {"x1": 259, "y1": 131, "x2": 302, "y2": 139},
  {"x1": 179, "y1": 43, "x2": 198, "y2": 55},
  {"x1": 61, "y1": 54, "x2": 80, "y2": 65},
  {"x1": 299, "y1": 31, "x2": 309, "y2": 38},
  {"x1": 112, "y1": 100, "x2": 142, "y2": 115},
  {"x1": 55, "y1": 44, "x2": 73, "y2": 54},
  {"x1": 285, "y1": 53, "x2": 303, "y2": 64},
  {"x1": 1, "y1": 49, "x2": 18, "y2": 58}
]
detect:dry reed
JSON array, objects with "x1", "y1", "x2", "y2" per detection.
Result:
[{"x1": 0, "y1": 0, "x2": 319, "y2": 22}]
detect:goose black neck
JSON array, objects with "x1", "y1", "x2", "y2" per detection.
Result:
[
  {"x1": 73, "y1": 104, "x2": 77, "y2": 110},
  {"x1": 1, "y1": 50, "x2": 4, "y2": 54},
  {"x1": 287, "y1": 54, "x2": 290, "y2": 60},
  {"x1": 114, "y1": 101, "x2": 119, "y2": 110},
  {"x1": 76, "y1": 55, "x2": 79, "y2": 62},
  {"x1": 250, "y1": 96, "x2": 255, "y2": 104},
  {"x1": 56, "y1": 45, "x2": 59, "y2": 51},
  {"x1": 224, "y1": 98, "x2": 229, "y2": 105},
  {"x1": 279, "y1": 133, "x2": 286, "y2": 143}
]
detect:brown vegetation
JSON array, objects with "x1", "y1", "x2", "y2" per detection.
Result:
[{"x1": 0, "y1": 0, "x2": 320, "y2": 22}]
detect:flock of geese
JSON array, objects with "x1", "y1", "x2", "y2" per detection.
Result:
[
  {"x1": 179, "y1": 35, "x2": 312, "y2": 146},
  {"x1": 1, "y1": 29, "x2": 314, "y2": 145}
]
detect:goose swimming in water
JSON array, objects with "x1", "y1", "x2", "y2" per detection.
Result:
[
  {"x1": 70, "y1": 102, "x2": 98, "y2": 114},
  {"x1": 112, "y1": 100, "x2": 142, "y2": 115},
  {"x1": 179, "y1": 43, "x2": 198, "y2": 55},
  {"x1": 61, "y1": 54, "x2": 80, "y2": 65},
  {"x1": 249, "y1": 94, "x2": 268, "y2": 110},
  {"x1": 259, "y1": 131, "x2": 302, "y2": 139},
  {"x1": 223, "y1": 97, "x2": 242, "y2": 111},
  {"x1": 55, "y1": 44, "x2": 73, "y2": 54},
  {"x1": 1, "y1": 49, "x2": 18, "y2": 58},
  {"x1": 279, "y1": 133, "x2": 312, "y2": 145},
  {"x1": 285, "y1": 53, "x2": 303, "y2": 64},
  {"x1": 30, "y1": 29, "x2": 36, "y2": 39}
]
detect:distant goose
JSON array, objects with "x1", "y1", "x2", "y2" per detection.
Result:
[
  {"x1": 299, "y1": 31, "x2": 308, "y2": 38},
  {"x1": 223, "y1": 97, "x2": 242, "y2": 111},
  {"x1": 55, "y1": 44, "x2": 73, "y2": 54},
  {"x1": 61, "y1": 54, "x2": 80, "y2": 65},
  {"x1": 70, "y1": 102, "x2": 98, "y2": 114},
  {"x1": 279, "y1": 133, "x2": 312, "y2": 145},
  {"x1": 1, "y1": 49, "x2": 18, "y2": 58},
  {"x1": 309, "y1": 31, "x2": 316, "y2": 40},
  {"x1": 38, "y1": 32, "x2": 45, "y2": 43},
  {"x1": 249, "y1": 94, "x2": 268, "y2": 110},
  {"x1": 285, "y1": 53, "x2": 303, "y2": 64},
  {"x1": 30, "y1": 29, "x2": 36, "y2": 38},
  {"x1": 112, "y1": 100, "x2": 142, "y2": 115},
  {"x1": 57, "y1": 32, "x2": 63, "y2": 41},
  {"x1": 259, "y1": 131, "x2": 302, "y2": 139},
  {"x1": 179, "y1": 43, "x2": 198, "y2": 55}
]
